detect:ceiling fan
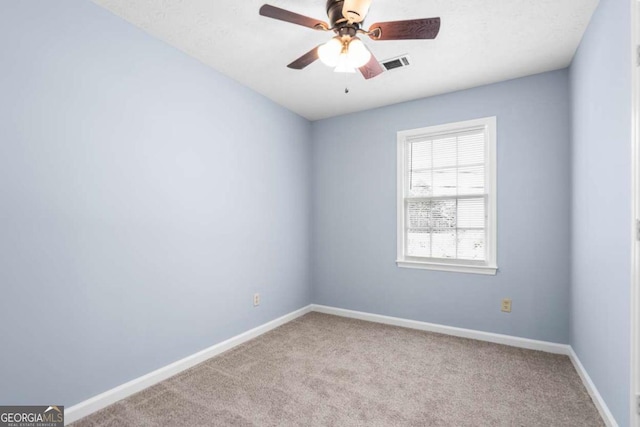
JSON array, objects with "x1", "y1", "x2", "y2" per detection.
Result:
[{"x1": 259, "y1": 0, "x2": 440, "y2": 79}]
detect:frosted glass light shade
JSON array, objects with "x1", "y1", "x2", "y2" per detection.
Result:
[
  {"x1": 318, "y1": 38, "x2": 343, "y2": 67},
  {"x1": 319, "y1": 37, "x2": 372, "y2": 73},
  {"x1": 334, "y1": 53, "x2": 357, "y2": 73},
  {"x1": 347, "y1": 39, "x2": 371, "y2": 68}
]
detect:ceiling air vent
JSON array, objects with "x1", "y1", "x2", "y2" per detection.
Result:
[{"x1": 381, "y1": 55, "x2": 411, "y2": 71}]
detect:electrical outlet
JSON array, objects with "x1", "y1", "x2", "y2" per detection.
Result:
[
  {"x1": 501, "y1": 298, "x2": 512, "y2": 313},
  {"x1": 253, "y1": 293, "x2": 260, "y2": 307}
]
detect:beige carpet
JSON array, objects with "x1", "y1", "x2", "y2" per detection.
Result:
[{"x1": 71, "y1": 312, "x2": 604, "y2": 426}]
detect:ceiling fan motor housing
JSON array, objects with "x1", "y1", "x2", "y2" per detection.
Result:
[
  {"x1": 326, "y1": 0, "x2": 346, "y2": 27},
  {"x1": 326, "y1": 0, "x2": 371, "y2": 24},
  {"x1": 326, "y1": 0, "x2": 362, "y2": 36},
  {"x1": 342, "y1": 0, "x2": 372, "y2": 23}
]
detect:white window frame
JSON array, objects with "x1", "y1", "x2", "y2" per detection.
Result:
[{"x1": 396, "y1": 116, "x2": 497, "y2": 275}]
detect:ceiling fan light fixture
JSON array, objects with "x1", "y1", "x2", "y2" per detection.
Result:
[{"x1": 259, "y1": 2, "x2": 441, "y2": 80}]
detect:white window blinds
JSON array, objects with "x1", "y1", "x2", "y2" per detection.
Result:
[
  {"x1": 405, "y1": 129, "x2": 487, "y2": 261},
  {"x1": 397, "y1": 117, "x2": 496, "y2": 274}
]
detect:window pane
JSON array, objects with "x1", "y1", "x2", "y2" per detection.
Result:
[
  {"x1": 433, "y1": 168, "x2": 457, "y2": 196},
  {"x1": 407, "y1": 201, "x2": 431, "y2": 228},
  {"x1": 409, "y1": 140, "x2": 432, "y2": 170},
  {"x1": 407, "y1": 230, "x2": 431, "y2": 257},
  {"x1": 432, "y1": 137, "x2": 457, "y2": 168},
  {"x1": 458, "y1": 166, "x2": 484, "y2": 195},
  {"x1": 457, "y1": 198, "x2": 485, "y2": 229},
  {"x1": 457, "y1": 132, "x2": 485, "y2": 166},
  {"x1": 432, "y1": 229, "x2": 456, "y2": 259},
  {"x1": 457, "y1": 229, "x2": 485, "y2": 261},
  {"x1": 431, "y1": 200, "x2": 456, "y2": 229},
  {"x1": 409, "y1": 170, "x2": 432, "y2": 197}
]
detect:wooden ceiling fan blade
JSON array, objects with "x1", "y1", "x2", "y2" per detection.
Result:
[
  {"x1": 358, "y1": 48, "x2": 384, "y2": 80},
  {"x1": 287, "y1": 46, "x2": 321, "y2": 70},
  {"x1": 368, "y1": 17, "x2": 441, "y2": 40},
  {"x1": 259, "y1": 4, "x2": 329, "y2": 31}
]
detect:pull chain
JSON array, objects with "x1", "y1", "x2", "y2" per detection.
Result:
[{"x1": 344, "y1": 70, "x2": 350, "y2": 94}]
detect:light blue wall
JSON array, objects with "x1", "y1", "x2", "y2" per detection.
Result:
[
  {"x1": 311, "y1": 70, "x2": 572, "y2": 344},
  {"x1": 570, "y1": 0, "x2": 631, "y2": 424},
  {"x1": 0, "y1": 1, "x2": 311, "y2": 407}
]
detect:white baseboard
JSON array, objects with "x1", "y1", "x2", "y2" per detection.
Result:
[
  {"x1": 64, "y1": 305, "x2": 312, "y2": 425},
  {"x1": 567, "y1": 347, "x2": 619, "y2": 427},
  {"x1": 311, "y1": 304, "x2": 571, "y2": 354},
  {"x1": 65, "y1": 303, "x2": 617, "y2": 427}
]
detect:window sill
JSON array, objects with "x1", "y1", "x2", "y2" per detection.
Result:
[{"x1": 396, "y1": 260, "x2": 498, "y2": 275}]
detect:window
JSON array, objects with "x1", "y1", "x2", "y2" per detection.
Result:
[{"x1": 396, "y1": 117, "x2": 497, "y2": 275}]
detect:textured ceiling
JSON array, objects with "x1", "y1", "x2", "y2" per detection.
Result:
[{"x1": 91, "y1": 0, "x2": 598, "y2": 121}]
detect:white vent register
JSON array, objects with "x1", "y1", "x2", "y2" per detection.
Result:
[{"x1": 381, "y1": 55, "x2": 411, "y2": 71}]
